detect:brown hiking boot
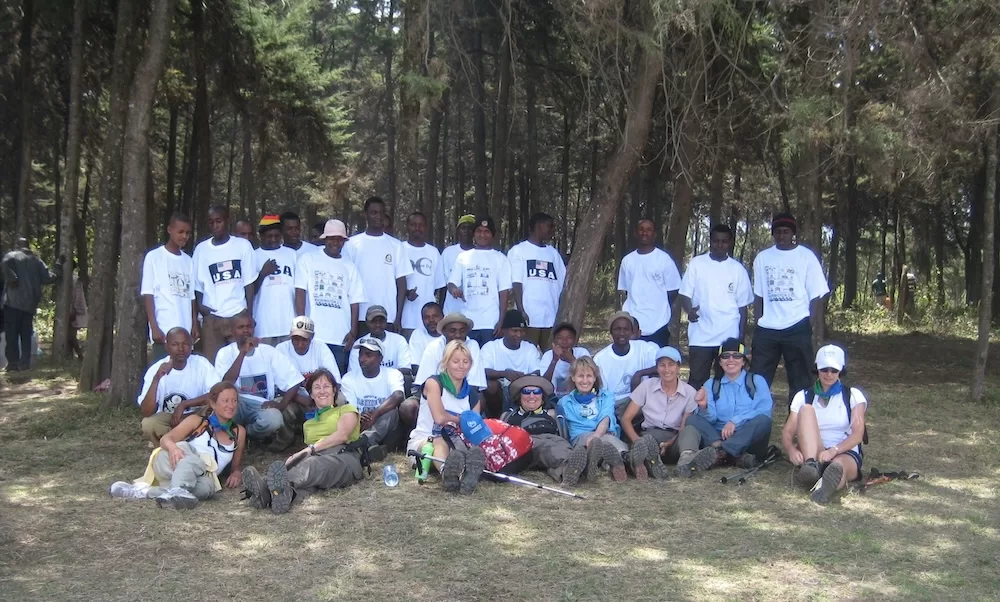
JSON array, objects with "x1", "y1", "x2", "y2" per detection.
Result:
[
  {"x1": 793, "y1": 459, "x2": 822, "y2": 490},
  {"x1": 563, "y1": 444, "x2": 589, "y2": 487},
  {"x1": 811, "y1": 462, "x2": 844, "y2": 505},
  {"x1": 460, "y1": 447, "x2": 486, "y2": 495},
  {"x1": 629, "y1": 439, "x2": 650, "y2": 481},
  {"x1": 642, "y1": 435, "x2": 669, "y2": 479},
  {"x1": 442, "y1": 448, "x2": 466, "y2": 493},
  {"x1": 677, "y1": 446, "x2": 723, "y2": 477},
  {"x1": 601, "y1": 441, "x2": 628, "y2": 482},
  {"x1": 585, "y1": 438, "x2": 607, "y2": 480}
]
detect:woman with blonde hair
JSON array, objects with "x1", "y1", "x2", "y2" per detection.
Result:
[{"x1": 556, "y1": 356, "x2": 628, "y2": 483}]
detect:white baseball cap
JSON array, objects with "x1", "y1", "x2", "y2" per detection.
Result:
[
  {"x1": 290, "y1": 315, "x2": 315, "y2": 339},
  {"x1": 815, "y1": 344, "x2": 846, "y2": 371}
]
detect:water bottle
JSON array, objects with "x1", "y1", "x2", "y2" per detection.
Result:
[
  {"x1": 382, "y1": 464, "x2": 399, "y2": 487},
  {"x1": 415, "y1": 439, "x2": 435, "y2": 483}
]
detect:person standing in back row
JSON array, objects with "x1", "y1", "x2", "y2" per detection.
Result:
[
  {"x1": 508, "y1": 212, "x2": 566, "y2": 350},
  {"x1": 447, "y1": 215, "x2": 512, "y2": 348},
  {"x1": 401, "y1": 212, "x2": 445, "y2": 340},
  {"x1": 679, "y1": 224, "x2": 753, "y2": 390},
  {"x1": 141, "y1": 213, "x2": 197, "y2": 362},
  {"x1": 280, "y1": 211, "x2": 315, "y2": 258},
  {"x1": 1, "y1": 237, "x2": 64, "y2": 371},
  {"x1": 192, "y1": 205, "x2": 257, "y2": 363},
  {"x1": 617, "y1": 219, "x2": 682, "y2": 347},
  {"x1": 343, "y1": 197, "x2": 413, "y2": 335},
  {"x1": 440, "y1": 215, "x2": 475, "y2": 316},
  {"x1": 751, "y1": 213, "x2": 830, "y2": 405},
  {"x1": 253, "y1": 214, "x2": 298, "y2": 346}
]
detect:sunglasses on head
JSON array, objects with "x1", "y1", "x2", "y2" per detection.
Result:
[
  {"x1": 819, "y1": 367, "x2": 840, "y2": 374},
  {"x1": 719, "y1": 352, "x2": 744, "y2": 360},
  {"x1": 520, "y1": 387, "x2": 544, "y2": 396}
]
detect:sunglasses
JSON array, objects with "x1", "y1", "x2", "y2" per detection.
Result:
[
  {"x1": 719, "y1": 352, "x2": 744, "y2": 360},
  {"x1": 520, "y1": 387, "x2": 544, "y2": 396},
  {"x1": 819, "y1": 367, "x2": 841, "y2": 374}
]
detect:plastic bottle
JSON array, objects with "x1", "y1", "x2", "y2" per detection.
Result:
[
  {"x1": 415, "y1": 439, "x2": 435, "y2": 483},
  {"x1": 382, "y1": 464, "x2": 399, "y2": 487}
]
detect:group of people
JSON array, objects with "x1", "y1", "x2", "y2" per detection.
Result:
[{"x1": 109, "y1": 203, "x2": 867, "y2": 511}]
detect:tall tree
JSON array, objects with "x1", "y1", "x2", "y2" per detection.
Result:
[{"x1": 13, "y1": 0, "x2": 35, "y2": 241}]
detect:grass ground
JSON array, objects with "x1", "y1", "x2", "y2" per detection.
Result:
[{"x1": 1, "y1": 328, "x2": 999, "y2": 601}]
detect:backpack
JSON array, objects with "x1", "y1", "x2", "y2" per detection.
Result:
[
  {"x1": 500, "y1": 408, "x2": 560, "y2": 436},
  {"x1": 710, "y1": 372, "x2": 758, "y2": 400},
  {"x1": 804, "y1": 385, "x2": 869, "y2": 445}
]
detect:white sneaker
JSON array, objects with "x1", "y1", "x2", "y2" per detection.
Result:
[
  {"x1": 109, "y1": 481, "x2": 151, "y2": 499},
  {"x1": 154, "y1": 487, "x2": 199, "y2": 510}
]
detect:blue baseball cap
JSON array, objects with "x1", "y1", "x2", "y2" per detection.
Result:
[{"x1": 655, "y1": 346, "x2": 682, "y2": 364}]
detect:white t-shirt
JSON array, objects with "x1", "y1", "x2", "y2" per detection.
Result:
[
  {"x1": 593, "y1": 342, "x2": 657, "y2": 402},
  {"x1": 295, "y1": 251, "x2": 366, "y2": 345},
  {"x1": 347, "y1": 331, "x2": 412, "y2": 373},
  {"x1": 289, "y1": 243, "x2": 317, "y2": 258},
  {"x1": 790, "y1": 387, "x2": 867, "y2": 453},
  {"x1": 343, "y1": 232, "x2": 413, "y2": 324},
  {"x1": 214, "y1": 342, "x2": 303, "y2": 404},
  {"x1": 401, "y1": 242, "x2": 446, "y2": 330},
  {"x1": 253, "y1": 246, "x2": 298, "y2": 338},
  {"x1": 340, "y1": 367, "x2": 405, "y2": 413},
  {"x1": 413, "y1": 336, "x2": 487, "y2": 390},
  {"x1": 617, "y1": 248, "x2": 682, "y2": 334},
  {"x1": 538, "y1": 347, "x2": 591, "y2": 395},
  {"x1": 140, "y1": 245, "x2": 195, "y2": 340},
  {"x1": 752, "y1": 245, "x2": 830, "y2": 330},
  {"x1": 507, "y1": 241, "x2": 566, "y2": 328},
  {"x1": 440, "y1": 244, "x2": 470, "y2": 315},
  {"x1": 408, "y1": 328, "x2": 441, "y2": 371},
  {"x1": 137, "y1": 355, "x2": 219, "y2": 414},
  {"x1": 448, "y1": 248, "x2": 512, "y2": 330},
  {"x1": 275, "y1": 339, "x2": 342, "y2": 382},
  {"x1": 192, "y1": 236, "x2": 257, "y2": 318},
  {"x1": 480, "y1": 339, "x2": 541, "y2": 375},
  {"x1": 679, "y1": 253, "x2": 754, "y2": 347}
]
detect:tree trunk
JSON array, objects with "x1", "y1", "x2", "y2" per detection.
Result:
[
  {"x1": 971, "y1": 124, "x2": 997, "y2": 401},
  {"x1": 13, "y1": 0, "x2": 35, "y2": 241},
  {"x1": 77, "y1": 160, "x2": 92, "y2": 290},
  {"x1": 438, "y1": 90, "x2": 450, "y2": 247},
  {"x1": 560, "y1": 108, "x2": 572, "y2": 254},
  {"x1": 770, "y1": 134, "x2": 792, "y2": 214},
  {"x1": 708, "y1": 145, "x2": 724, "y2": 226},
  {"x1": 107, "y1": 0, "x2": 176, "y2": 409},
  {"x1": 424, "y1": 89, "x2": 446, "y2": 221},
  {"x1": 240, "y1": 107, "x2": 253, "y2": 216},
  {"x1": 665, "y1": 119, "x2": 702, "y2": 261},
  {"x1": 489, "y1": 32, "x2": 513, "y2": 220},
  {"x1": 191, "y1": 0, "x2": 212, "y2": 210},
  {"x1": 165, "y1": 103, "x2": 178, "y2": 220},
  {"x1": 53, "y1": 0, "x2": 87, "y2": 360},
  {"x1": 556, "y1": 33, "x2": 662, "y2": 330},
  {"x1": 384, "y1": 0, "x2": 398, "y2": 212},
  {"x1": 225, "y1": 113, "x2": 237, "y2": 210},
  {"x1": 842, "y1": 155, "x2": 859, "y2": 307},
  {"x1": 526, "y1": 76, "x2": 539, "y2": 216},
  {"x1": 80, "y1": 0, "x2": 138, "y2": 393},
  {"x1": 470, "y1": 29, "x2": 488, "y2": 215},
  {"x1": 934, "y1": 205, "x2": 946, "y2": 308},
  {"x1": 399, "y1": 0, "x2": 428, "y2": 214}
]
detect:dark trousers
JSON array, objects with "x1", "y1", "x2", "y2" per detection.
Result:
[
  {"x1": 326, "y1": 344, "x2": 347, "y2": 376},
  {"x1": 686, "y1": 413, "x2": 772, "y2": 459},
  {"x1": 640, "y1": 322, "x2": 671, "y2": 348},
  {"x1": 687, "y1": 346, "x2": 718, "y2": 391},
  {"x1": 468, "y1": 329, "x2": 495, "y2": 348},
  {"x1": 751, "y1": 317, "x2": 814, "y2": 406},
  {"x1": 3, "y1": 306, "x2": 34, "y2": 369}
]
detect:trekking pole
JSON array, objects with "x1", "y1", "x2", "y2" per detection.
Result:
[
  {"x1": 720, "y1": 446, "x2": 782, "y2": 485},
  {"x1": 406, "y1": 450, "x2": 586, "y2": 499}
]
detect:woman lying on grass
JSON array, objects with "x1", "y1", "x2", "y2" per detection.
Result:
[
  {"x1": 407, "y1": 339, "x2": 486, "y2": 494},
  {"x1": 110, "y1": 381, "x2": 246, "y2": 509},
  {"x1": 781, "y1": 344, "x2": 868, "y2": 505},
  {"x1": 556, "y1": 356, "x2": 628, "y2": 483},
  {"x1": 241, "y1": 368, "x2": 364, "y2": 514}
]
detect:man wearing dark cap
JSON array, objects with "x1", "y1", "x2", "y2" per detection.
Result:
[
  {"x1": 2, "y1": 237, "x2": 65, "y2": 371},
  {"x1": 446, "y1": 215, "x2": 512, "y2": 348},
  {"x1": 537, "y1": 322, "x2": 590, "y2": 397},
  {"x1": 480, "y1": 309, "x2": 542, "y2": 416},
  {"x1": 347, "y1": 305, "x2": 412, "y2": 376},
  {"x1": 440, "y1": 215, "x2": 475, "y2": 316},
  {"x1": 253, "y1": 214, "x2": 298, "y2": 346},
  {"x1": 751, "y1": 212, "x2": 830, "y2": 405}
]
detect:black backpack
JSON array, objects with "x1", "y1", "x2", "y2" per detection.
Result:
[
  {"x1": 804, "y1": 385, "x2": 869, "y2": 445},
  {"x1": 709, "y1": 372, "x2": 759, "y2": 400},
  {"x1": 500, "y1": 408, "x2": 560, "y2": 436}
]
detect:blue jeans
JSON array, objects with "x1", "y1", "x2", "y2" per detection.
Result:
[
  {"x1": 236, "y1": 396, "x2": 284, "y2": 440},
  {"x1": 685, "y1": 412, "x2": 772, "y2": 458},
  {"x1": 468, "y1": 329, "x2": 495, "y2": 348},
  {"x1": 326, "y1": 344, "x2": 347, "y2": 376}
]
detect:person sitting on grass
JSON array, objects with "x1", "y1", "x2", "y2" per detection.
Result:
[
  {"x1": 592, "y1": 312, "x2": 657, "y2": 418},
  {"x1": 480, "y1": 309, "x2": 541, "y2": 416},
  {"x1": 241, "y1": 368, "x2": 364, "y2": 514},
  {"x1": 556, "y1": 356, "x2": 628, "y2": 483},
  {"x1": 502, "y1": 375, "x2": 588, "y2": 486},
  {"x1": 137, "y1": 327, "x2": 220, "y2": 445},
  {"x1": 537, "y1": 322, "x2": 590, "y2": 397},
  {"x1": 676, "y1": 338, "x2": 773, "y2": 477},
  {"x1": 620, "y1": 346, "x2": 696, "y2": 480},
  {"x1": 111, "y1": 381, "x2": 246, "y2": 510},
  {"x1": 341, "y1": 337, "x2": 405, "y2": 458},
  {"x1": 782, "y1": 344, "x2": 868, "y2": 505},
  {"x1": 406, "y1": 339, "x2": 486, "y2": 494}
]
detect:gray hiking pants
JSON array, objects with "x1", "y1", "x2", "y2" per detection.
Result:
[
  {"x1": 529, "y1": 433, "x2": 573, "y2": 482},
  {"x1": 362, "y1": 408, "x2": 399, "y2": 447},
  {"x1": 642, "y1": 426, "x2": 701, "y2": 464},
  {"x1": 152, "y1": 442, "x2": 217, "y2": 500},
  {"x1": 288, "y1": 445, "x2": 364, "y2": 495}
]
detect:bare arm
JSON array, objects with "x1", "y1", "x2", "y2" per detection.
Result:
[
  {"x1": 244, "y1": 283, "x2": 255, "y2": 320},
  {"x1": 224, "y1": 426, "x2": 249, "y2": 488},
  {"x1": 753, "y1": 295, "x2": 763, "y2": 325},
  {"x1": 738, "y1": 306, "x2": 748, "y2": 342},
  {"x1": 143, "y1": 295, "x2": 164, "y2": 344},
  {"x1": 512, "y1": 283, "x2": 526, "y2": 320},
  {"x1": 424, "y1": 379, "x2": 459, "y2": 427},
  {"x1": 295, "y1": 288, "x2": 306, "y2": 316},
  {"x1": 394, "y1": 276, "x2": 407, "y2": 331},
  {"x1": 620, "y1": 402, "x2": 642, "y2": 442}
]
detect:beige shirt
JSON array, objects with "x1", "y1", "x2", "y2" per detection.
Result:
[{"x1": 630, "y1": 377, "x2": 697, "y2": 431}]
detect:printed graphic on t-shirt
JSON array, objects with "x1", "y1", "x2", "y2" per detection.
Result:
[
  {"x1": 384, "y1": 253, "x2": 393, "y2": 265},
  {"x1": 168, "y1": 270, "x2": 192, "y2": 297},
  {"x1": 356, "y1": 395, "x2": 381, "y2": 412},
  {"x1": 578, "y1": 401, "x2": 598, "y2": 418},
  {"x1": 264, "y1": 263, "x2": 293, "y2": 285},
  {"x1": 312, "y1": 270, "x2": 346, "y2": 309},
  {"x1": 411, "y1": 256, "x2": 434, "y2": 276},
  {"x1": 209, "y1": 260, "x2": 243, "y2": 285},
  {"x1": 238, "y1": 374, "x2": 269, "y2": 397},
  {"x1": 463, "y1": 264, "x2": 493, "y2": 298},
  {"x1": 613, "y1": 373, "x2": 631, "y2": 396},
  {"x1": 764, "y1": 265, "x2": 798, "y2": 302},
  {"x1": 526, "y1": 259, "x2": 558, "y2": 281},
  {"x1": 163, "y1": 391, "x2": 188, "y2": 412}
]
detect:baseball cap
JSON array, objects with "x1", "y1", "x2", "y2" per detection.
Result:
[
  {"x1": 366, "y1": 305, "x2": 388, "y2": 321},
  {"x1": 354, "y1": 337, "x2": 384, "y2": 355},
  {"x1": 322, "y1": 219, "x2": 348, "y2": 239},
  {"x1": 502, "y1": 309, "x2": 527, "y2": 329},
  {"x1": 815, "y1": 344, "x2": 846, "y2": 371},
  {"x1": 655, "y1": 346, "x2": 682, "y2": 364},
  {"x1": 719, "y1": 338, "x2": 746, "y2": 355},
  {"x1": 457, "y1": 214, "x2": 476, "y2": 227},
  {"x1": 290, "y1": 316, "x2": 314, "y2": 339}
]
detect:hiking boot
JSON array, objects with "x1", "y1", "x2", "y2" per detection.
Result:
[
  {"x1": 441, "y1": 448, "x2": 465, "y2": 493},
  {"x1": 563, "y1": 444, "x2": 589, "y2": 487},
  {"x1": 585, "y1": 439, "x2": 607, "y2": 480},
  {"x1": 602, "y1": 442, "x2": 628, "y2": 482},
  {"x1": 268, "y1": 424, "x2": 297, "y2": 453},
  {"x1": 266, "y1": 460, "x2": 294, "y2": 514},
  {"x1": 367, "y1": 445, "x2": 388, "y2": 463},
  {"x1": 641, "y1": 435, "x2": 668, "y2": 480},
  {"x1": 154, "y1": 487, "x2": 199, "y2": 510},
  {"x1": 811, "y1": 462, "x2": 844, "y2": 505},
  {"x1": 629, "y1": 439, "x2": 650, "y2": 481},
  {"x1": 460, "y1": 447, "x2": 486, "y2": 495},
  {"x1": 241, "y1": 466, "x2": 271, "y2": 510},
  {"x1": 793, "y1": 459, "x2": 822, "y2": 490},
  {"x1": 678, "y1": 446, "x2": 721, "y2": 477},
  {"x1": 109, "y1": 481, "x2": 151, "y2": 499},
  {"x1": 674, "y1": 450, "x2": 696, "y2": 478},
  {"x1": 731, "y1": 453, "x2": 758, "y2": 469},
  {"x1": 145, "y1": 486, "x2": 168, "y2": 499}
]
